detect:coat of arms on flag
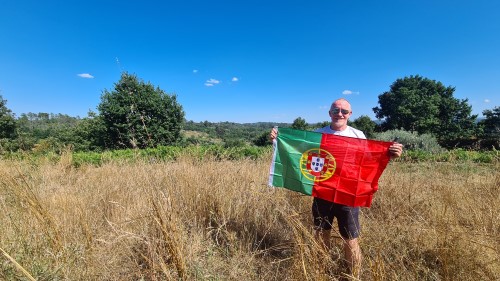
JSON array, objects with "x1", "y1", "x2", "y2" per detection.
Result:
[
  {"x1": 268, "y1": 127, "x2": 393, "y2": 207},
  {"x1": 300, "y1": 149, "x2": 336, "y2": 181}
]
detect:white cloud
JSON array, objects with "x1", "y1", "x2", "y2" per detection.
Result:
[
  {"x1": 231, "y1": 77, "x2": 239, "y2": 82},
  {"x1": 193, "y1": 69, "x2": 198, "y2": 74},
  {"x1": 319, "y1": 105, "x2": 329, "y2": 110},
  {"x1": 77, "y1": 73, "x2": 94, "y2": 79},
  {"x1": 342, "y1": 90, "x2": 359, "y2": 95},
  {"x1": 484, "y1": 99, "x2": 490, "y2": 103},
  {"x1": 205, "y1": 78, "x2": 220, "y2": 87}
]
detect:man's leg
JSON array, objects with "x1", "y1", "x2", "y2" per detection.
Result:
[
  {"x1": 344, "y1": 237, "x2": 361, "y2": 277},
  {"x1": 334, "y1": 204, "x2": 361, "y2": 277},
  {"x1": 314, "y1": 229, "x2": 332, "y2": 251},
  {"x1": 312, "y1": 198, "x2": 334, "y2": 251}
]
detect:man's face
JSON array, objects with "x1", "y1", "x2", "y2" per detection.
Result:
[{"x1": 329, "y1": 100, "x2": 352, "y2": 130}]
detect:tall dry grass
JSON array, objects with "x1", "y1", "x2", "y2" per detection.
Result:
[{"x1": 0, "y1": 154, "x2": 498, "y2": 280}]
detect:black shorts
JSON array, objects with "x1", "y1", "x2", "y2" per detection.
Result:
[{"x1": 312, "y1": 197, "x2": 360, "y2": 239}]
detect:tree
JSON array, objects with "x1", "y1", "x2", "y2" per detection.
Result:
[
  {"x1": 373, "y1": 75, "x2": 477, "y2": 142},
  {"x1": 69, "y1": 111, "x2": 107, "y2": 151},
  {"x1": 0, "y1": 95, "x2": 16, "y2": 139},
  {"x1": 311, "y1": 121, "x2": 330, "y2": 130},
  {"x1": 17, "y1": 112, "x2": 81, "y2": 141},
  {"x1": 291, "y1": 117, "x2": 308, "y2": 130},
  {"x1": 350, "y1": 115, "x2": 376, "y2": 138},
  {"x1": 253, "y1": 131, "x2": 272, "y2": 146},
  {"x1": 98, "y1": 72, "x2": 185, "y2": 149},
  {"x1": 478, "y1": 106, "x2": 500, "y2": 146}
]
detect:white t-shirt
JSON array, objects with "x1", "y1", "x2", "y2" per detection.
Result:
[{"x1": 315, "y1": 125, "x2": 366, "y2": 140}]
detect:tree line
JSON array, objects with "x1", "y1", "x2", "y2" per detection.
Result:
[
  {"x1": 0, "y1": 74, "x2": 498, "y2": 154},
  {"x1": 292, "y1": 75, "x2": 498, "y2": 149}
]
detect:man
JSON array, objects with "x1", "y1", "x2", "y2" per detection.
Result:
[{"x1": 270, "y1": 98, "x2": 403, "y2": 277}]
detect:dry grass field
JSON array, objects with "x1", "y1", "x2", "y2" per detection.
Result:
[{"x1": 1, "y1": 153, "x2": 498, "y2": 280}]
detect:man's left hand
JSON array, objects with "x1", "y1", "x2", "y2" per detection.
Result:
[{"x1": 389, "y1": 143, "x2": 403, "y2": 159}]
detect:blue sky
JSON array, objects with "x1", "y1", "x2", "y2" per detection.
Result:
[{"x1": 1, "y1": 0, "x2": 499, "y2": 123}]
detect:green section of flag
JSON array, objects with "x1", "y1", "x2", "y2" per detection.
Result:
[{"x1": 270, "y1": 127, "x2": 322, "y2": 195}]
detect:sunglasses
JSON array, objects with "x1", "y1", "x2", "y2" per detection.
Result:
[{"x1": 330, "y1": 108, "x2": 351, "y2": 115}]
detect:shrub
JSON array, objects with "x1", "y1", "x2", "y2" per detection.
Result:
[{"x1": 375, "y1": 129, "x2": 445, "y2": 153}]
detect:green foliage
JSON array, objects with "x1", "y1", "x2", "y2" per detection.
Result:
[
  {"x1": 253, "y1": 130, "x2": 272, "y2": 146},
  {"x1": 350, "y1": 115, "x2": 376, "y2": 138},
  {"x1": 70, "y1": 111, "x2": 107, "y2": 151},
  {"x1": 480, "y1": 106, "x2": 500, "y2": 135},
  {"x1": 71, "y1": 145, "x2": 272, "y2": 166},
  {"x1": 478, "y1": 106, "x2": 500, "y2": 148},
  {"x1": 183, "y1": 121, "x2": 288, "y2": 147},
  {"x1": 310, "y1": 121, "x2": 330, "y2": 130},
  {"x1": 16, "y1": 112, "x2": 81, "y2": 148},
  {"x1": 291, "y1": 117, "x2": 308, "y2": 130},
  {"x1": 98, "y1": 72, "x2": 185, "y2": 149},
  {"x1": 8, "y1": 132, "x2": 36, "y2": 151},
  {"x1": 6, "y1": 144, "x2": 495, "y2": 166},
  {"x1": 373, "y1": 75, "x2": 478, "y2": 142},
  {"x1": 31, "y1": 137, "x2": 64, "y2": 154},
  {"x1": 2, "y1": 112, "x2": 82, "y2": 154},
  {"x1": 181, "y1": 135, "x2": 217, "y2": 146},
  {"x1": 401, "y1": 149, "x2": 498, "y2": 163},
  {"x1": 223, "y1": 138, "x2": 247, "y2": 148},
  {"x1": 0, "y1": 95, "x2": 17, "y2": 139},
  {"x1": 17, "y1": 112, "x2": 80, "y2": 138},
  {"x1": 375, "y1": 129, "x2": 445, "y2": 153},
  {"x1": 0, "y1": 138, "x2": 20, "y2": 153}
]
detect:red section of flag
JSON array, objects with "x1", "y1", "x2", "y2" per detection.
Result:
[{"x1": 311, "y1": 134, "x2": 392, "y2": 207}]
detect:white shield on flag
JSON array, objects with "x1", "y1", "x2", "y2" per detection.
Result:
[{"x1": 311, "y1": 156, "x2": 325, "y2": 173}]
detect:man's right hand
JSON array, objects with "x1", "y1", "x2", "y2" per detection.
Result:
[{"x1": 269, "y1": 127, "x2": 278, "y2": 140}]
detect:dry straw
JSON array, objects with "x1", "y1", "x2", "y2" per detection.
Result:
[
  {"x1": 0, "y1": 155, "x2": 498, "y2": 280},
  {"x1": 0, "y1": 247, "x2": 37, "y2": 281}
]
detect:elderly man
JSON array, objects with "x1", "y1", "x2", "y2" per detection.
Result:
[{"x1": 270, "y1": 98, "x2": 403, "y2": 277}]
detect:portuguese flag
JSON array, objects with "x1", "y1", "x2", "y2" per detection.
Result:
[{"x1": 268, "y1": 127, "x2": 393, "y2": 207}]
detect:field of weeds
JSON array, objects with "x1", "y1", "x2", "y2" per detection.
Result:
[{"x1": 0, "y1": 154, "x2": 498, "y2": 280}]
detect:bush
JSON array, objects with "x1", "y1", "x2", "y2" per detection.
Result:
[
  {"x1": 401, "y1": 149, "x2": 498, "y2": 163},
  {"x1": 252, "y1": 131, "x2": 272, "y2": 147},
  {"x1": 70, "y1": 145, "x2": 272, "y2": 166},
  {"x1": 0, "y1": 138, "x2": 19, "y2": 154},
  {"x1": 375, "y1": 129, "x2": 445, "y2": 153}
]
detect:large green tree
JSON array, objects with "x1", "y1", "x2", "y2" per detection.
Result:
[
  {"x1": 98, "y1": 73, "x2": 185, "y2": 149},
  {"x1": 373, "y1": 75, "x2": 477, "y2": 142},
  {"x1": 0, "y1": 95, "x2": 16, "y2": 139}
]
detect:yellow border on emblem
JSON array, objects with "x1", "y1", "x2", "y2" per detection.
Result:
[{"x1": 299, "y1": 148, "x2": 336, "y2": 182}]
